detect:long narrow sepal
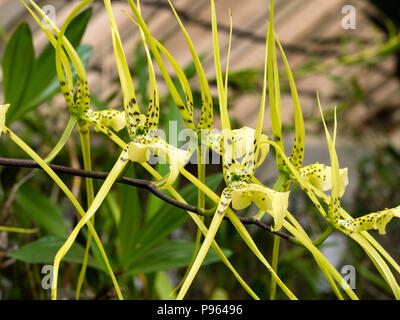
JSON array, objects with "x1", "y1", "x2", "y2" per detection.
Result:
[
  {"x1": 177, "y1": 188, "x2": 232, "y2": 299},
  {"x1": 104, "y1": 0, "x2": 141, "y2": 139}
]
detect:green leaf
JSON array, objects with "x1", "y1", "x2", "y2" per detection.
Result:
[
  {"x1": 15, "y1": 184, "x2": 67, "y2": 237},
  {"x1": 126, "y1": 172, "x2": 223, "y2": 267},
  {"x1": 125, "y1": 240, "x2": 232, "y2": 275},
  {"x1": 1, "y1": 23, "x2": 34, "y2": 120},
  {"x1": 8, "y1": 236, "x2": 102, "y2": 270},
  {"x1": 154, "y1": 271, "x2": 176, "y2": 300}
]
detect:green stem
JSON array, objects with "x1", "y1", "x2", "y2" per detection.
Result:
[
  {"x1": 3, "y1": 126, "x2": 123, "y2": 300},
  {"x1": 270, "y1": 173, "x2": 288, "y2": 300},
  {"x1": 313, "y1": 225, "x2": 334, "y2": 247},
  {"x1": 171, "y1": 143, "x2": 206, "y2": 296},
  {"x1": 76, "y1": 122, "x2": 95, "y2": 300},
  {"x1": 270, "y1": 235, "x2": 280, "y2": 300},
  {"x1": 44, "y1": 115, "x2": 79, "y2": 163}
]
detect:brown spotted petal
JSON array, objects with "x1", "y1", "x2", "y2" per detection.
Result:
[
  {"x1": 338, "y1": 206, "x2": 400, "y2": 235},
  {"x1": 90, "y1": 110, "x2": 126, "y2": 132},
  {"x1": 299, "y1": 163, "x2": 348, "y2": 197},
  {"x1": 215, "y1": 188, "x2": 233, "y2": 216}
]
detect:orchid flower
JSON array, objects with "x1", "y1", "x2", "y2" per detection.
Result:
[
  {"x1": 22, "y1": 0, "x2": 125, "y2": 124},
  {"x1": 103, "y1": 0, "x2": 194, "y2": 189},
  {"x1": 173, "y1": 0, "x2": 296, "y2": 301},
  {"x1": 203, "y1": 0, "x2": 288, "y2": 231},
  {"x1": 21, "y1": 0, "x2": 127, "y2": 166},
  {"x1": 317, "y1": 98, "x2": 400, "y2": 234}
]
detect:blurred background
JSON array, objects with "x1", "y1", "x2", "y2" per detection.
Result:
[{"x1": 0, "y1": 0, "x2": 399, "y2": 299}]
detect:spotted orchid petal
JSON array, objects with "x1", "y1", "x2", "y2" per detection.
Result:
[
  {"x1": 22, "y1": 0, "x2": 90, "y2": 113},
  {"x1": 127, "y1": 0, "x2": 197, "y2": 130},
  {"x1": 299, "y1": 163, "x2": 348, "y2": 197},
  {"x1": 136, "y1": 22, "x2": 160, "y2": 133},
  {"x1": 267, "y1": 1, "x2": 285, "y2": 171},
  {"x1": 87, "y1": 110, "x2": 126, "y2": 132},
  {"x1": 166, "y1": 0, "x2": 213, "y2": 130},
  {"x1": 127, "y1": 137, "x2": 192, "y2": 188},
  {"x1": 165, "y1": 0, "x2": 214, "y2": 130},
  {"x1": 104, "y1": 0, "x2": 142, "y2": 139},
  {"x1": 318, "y1": 96, "x2": 342, "y2": 224},
  {"x1": 0, "y1": 104, "x2": 10, "y2": 138},
  {"x1": 231, "y1": 183, "x2": 289, "y2": 231},
  {"x1": 275, "y1": 35, "x2": 305, "y2": 172},
  {"x1": 338, "y1": 206, "x2": 400, "y2": 235}
]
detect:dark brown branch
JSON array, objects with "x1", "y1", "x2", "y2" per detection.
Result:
[{"x1": 0, "y1": 157, "x2": 296, "y2": 243}]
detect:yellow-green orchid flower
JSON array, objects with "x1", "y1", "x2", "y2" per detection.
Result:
[
  {"x1": 338, "y1": 206, "x2": 400, "y2": 235},
  {"x1": 104, "y1": 0, "x2": 192, "y2": 189},
  {"x1": 175, "y1": 0, "x2": 294, "y2": 300},
  {"x1": 201, "y1": 0, "x2": 288, "y2": 230},
  {"x1": 0, "y1": 104, "x2": 10, "y2": 138},
  {"x1": 317, "y1": 96, "x2": 400, "y2": 234},
  {"x1": 22, "y1": 0, "x2": 127, "y2": 138},
  {"x1": 212, "y1": 129, "x2": 289, "y2": 232},
  {"x1": 299, "y1": 162, "x2": 349, "y2": 197}
]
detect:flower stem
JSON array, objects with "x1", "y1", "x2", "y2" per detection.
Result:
[
  {"x1": 0, "y1": 226, "x2": 38, "y2": 234},
  {"x1": 44, "y1": 115, "x2": 79, "y2": 163},
  {"x1": 313, "y1": 225, "x2": 335, "y2": 247},
  {"x1": 76, "y1": 122, "x2": 95, "y2": 300},
  {"x1": 270, "y1": 173, "x2": 288, "y2": 300}
]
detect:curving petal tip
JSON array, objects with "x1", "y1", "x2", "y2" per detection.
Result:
[{"x1": 338, "y1": 206, "x2": 400, "y2": 235}]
